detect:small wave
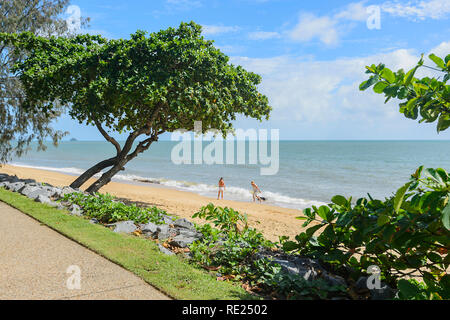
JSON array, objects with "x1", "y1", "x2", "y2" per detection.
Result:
[{"x1": 11, "y1": 163, "x2": 92, "y2": 176}]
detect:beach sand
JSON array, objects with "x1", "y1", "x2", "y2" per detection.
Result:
[{"x1": 0, "y1": 164, "x2": 310, "y2": 241}]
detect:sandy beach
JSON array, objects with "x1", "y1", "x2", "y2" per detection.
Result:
[{"x1": 0, "y1": 164, "x2": 309, "y2": 241}]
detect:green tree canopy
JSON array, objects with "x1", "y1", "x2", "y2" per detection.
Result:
[
  {"x1": 0, "y1": 0, "x2": 89, "y2": 163},
  {"x1": 360, "y1": 53, "x2": 450, "y2": 133},
  {"x1": 0, "y1": 22, "x2": 271, "y2": 192}
]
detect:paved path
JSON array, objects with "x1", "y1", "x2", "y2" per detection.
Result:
[{"x1": 0, "y1": 202, "x2": 169, "y2": 300}]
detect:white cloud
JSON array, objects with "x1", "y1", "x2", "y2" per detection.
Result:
[
  {"x1": 334, "y1": 1, "x2": 369, "y2": 21},
  {"x1": 202, "y1": 25, "x2": 240, "y2": 35},
  {"x1": 259, "y1": 0, "x2": 450, "y2": 46},
  {"x1": 248, "y1": 31, "x2": 281, "y2": 40},
  {"x1": 382, "y1": 0, "x2": 450, "y2": 20},
  {"x1": 285, "y1": 1, "x2": 370, "y2": 45},
  {"x1": 231, "y1": 42, "x2": 447, "y2": 124},
  {"x1": 430, "y1": 41, "x2": 450, "y2": 57},
  {"x1": 288, "y1": 13, "x2": 340, "y2": 46}
]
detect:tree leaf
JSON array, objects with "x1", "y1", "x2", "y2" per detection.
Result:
[
  {"x1": 373, "y1": 81, "x2": 388, "y2": 93},
  {"x1": 377, "y1": 214, "x2": 390, "y2": 226},
  {"x1": 429, "y1": 53, "x2": 445, "y2": 69},
  {"x1": 394, "y1": 182, "x2": 411, "y2": 213},
  {"x1": 442, "y1": 202, "x2": 450, "y2": 230},
  {"x1": 331, "y1": 195, "x2": 348, "y2": 207},
  {"x1": 397, "y1": 279, "x2": 421, "y2": 298},
  {"x1": 381, "y1": 68, "x2": 396, "y2": 83}
]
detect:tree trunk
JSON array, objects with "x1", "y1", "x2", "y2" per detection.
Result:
[
  {"x1": 82, "y1": 128, "x2": 161, "y2": 193},
  {"x1": 85, "y1": 159, "x2": 126, "y2": 193},
  {"x1": 69, "y1": 156, "x2": 117, "y2": 189}
]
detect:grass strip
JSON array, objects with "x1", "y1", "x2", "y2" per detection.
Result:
[{"x1": 0, "y1": 187, "x2": 255, "y2": 300}]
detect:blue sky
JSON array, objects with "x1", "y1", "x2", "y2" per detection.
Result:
[{"x1": 55, "y1": 0, "x2": 450, "y2": 140}]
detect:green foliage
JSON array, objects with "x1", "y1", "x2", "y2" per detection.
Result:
[
  {"x1": 192, "y1": 202, "x2": 249, "y2": 233},
  {"x1": 62, "y1": 192, "x2": 167, "y2": 224},
  {"x1": 190, "y1": 204, "x2": 272, "y2": 278},
  {"x1": 282, "y1": 167, "x2": 450, "y2": 292},
  {"x1": 360, "y1": 53, "x2": 450, "y2": 133},
  {"x1": 396, "y1": 276, "x2": 450, "y2": 300},
  {"x1": 0, "y1": 22, "x2": 271, "y2": 136},
  {"x1": 190, "y1": 204, "x2": 347, "y2": 299}
]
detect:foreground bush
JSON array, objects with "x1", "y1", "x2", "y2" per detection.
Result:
[
  {"x1": 281, "y1": 166, "x2": 450, "y2": 299},
  {"x1": 190, "y1": 203, "x2": 347, "y2": 299},
  {"x1": 62, "y1": 192, "x2": 166, "y2": 224}
]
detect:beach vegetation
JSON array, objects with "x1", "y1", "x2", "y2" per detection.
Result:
[
  {"x1": 360, "y1": 53, "x2": 450, "y2": 133},
  {"x1": 62, "y1": 192, "x2": 167, "y2": 224},
  {"x1": 0, "y1": 21, "x2": 271, "y2": 192},
  {"x1": 190, "y1": 203, "x2": 348, "y2": 299},
  {"x1": 282, "y1": 166, "x2": 450, "y2": 299}
]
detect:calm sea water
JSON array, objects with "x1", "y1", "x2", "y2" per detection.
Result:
[{"x1": 10, "y1": 140, "x2": 450, "y2": 210}]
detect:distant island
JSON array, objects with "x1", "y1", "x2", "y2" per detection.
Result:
[{"x1": 70, "y1": 138, "x2": 78, "y2": 141}]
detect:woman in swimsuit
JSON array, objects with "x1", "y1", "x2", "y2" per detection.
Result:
[
  {"x1": 218, "y1": 177, "x2": 225, "y2": 199},
  {"x1": 251, "y1": 181, "x2": 262, "y2": 203}
]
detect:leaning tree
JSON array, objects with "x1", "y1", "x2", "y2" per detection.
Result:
[{"x1": 0, "y1": 22, "x2": 271, "y2": 192}]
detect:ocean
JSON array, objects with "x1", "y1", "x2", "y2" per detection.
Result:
[{"x1": 10, "y1": 140, "x2": 450, "y2": 210}]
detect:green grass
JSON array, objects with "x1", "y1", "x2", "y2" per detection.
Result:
[{"x1": 0, "y1": 187, "x2": 255, "y2": 300}]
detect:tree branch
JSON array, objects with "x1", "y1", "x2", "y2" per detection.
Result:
[
  {"x1": 126, "y1": 132, "x2": 162, "y2": 161},
  {"x1": 94, "y1": 119, "x2": 121, "y2": 155}
]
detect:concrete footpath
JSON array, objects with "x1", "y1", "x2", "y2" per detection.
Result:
[{"x1": 0, "y1": 202, "x2": 169, "y2": 300}]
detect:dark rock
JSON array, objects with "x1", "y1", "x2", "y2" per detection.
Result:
[
  {"x1": 5, "y1": 175, "x2": 20, "y2": 183},
  {"x1": 322, "y1": 272, "x2": 347, "y2": 287},
  {"x1": 89, "y1": 218, "x2": 99, "y2": 224},
  {"x1": 108, "y1": 221, "x2": 137, "y2": 233},
  {"x1": 158, "y1": 244, "x2": 175, "y2": 256},
  {"x1": 157, "y1": 225, "x2": 178, "y2": 240},
  {"x1": 370, "y1": 285, "x2": 396, "y2": 300},
  {"x1": 21, "y1": 178, "x2": 36, "y2": 184},
  {"x1": 177, "y1": 228, "x2": 202, "y2": 239},
  {"x1": 173, "y1": 218, "x2": 195, "y2": 230},
  {"x1": 169, "y1": 234, "x2": 199, "y2": 248},
  {"x1": 139, "y1": 222, "x2": 158, "y2": 236},
  {"x1": 355, "y1": 276, "x2": 396, "y2": 300},
  {"x1": 255, "y1": 251, "x2": 325, "y2": 281}
]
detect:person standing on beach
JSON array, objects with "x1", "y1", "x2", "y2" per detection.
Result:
[
  {"x1": 218, "y1": 177, "x2": 225, "y2": 199},
  {"x1": 251, "y1": 181, "x2": 262, "y2": 203}
]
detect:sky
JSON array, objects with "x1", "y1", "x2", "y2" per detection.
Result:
[{"x1": 55, "y1": 0, "x2": 450, "y2": 140}]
